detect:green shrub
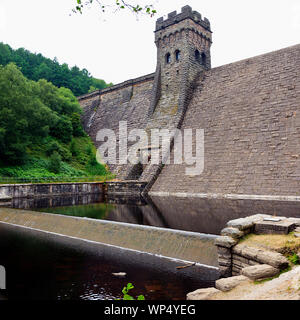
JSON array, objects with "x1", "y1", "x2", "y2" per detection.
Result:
[
  {"x1": 48, "y1": 151, "x2": 61, "y2": 173},
  {"x1": 288, "y1": 253, "x2": 300, "y2": 265},
  {"x1": 45, "y1": 140, "x2": 61, "y2": 156},
  {"x1": 70, "y1": 140, "x2": 79, "y2": 156}
]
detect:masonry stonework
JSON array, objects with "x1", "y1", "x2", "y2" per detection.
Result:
[{"x1": 78, "y1": 5, "x2": 300, "y2": 198}]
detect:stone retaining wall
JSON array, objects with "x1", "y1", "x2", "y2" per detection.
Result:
[
  {"x1": 215, "y1": 214, "x2": 300, "y2": 277},
  {"x1": 0, "y1": 182, "x2": 103, "y2": 199},
  {"x1": 106, "y1": 181, "x2": 147, "y2": 195}
]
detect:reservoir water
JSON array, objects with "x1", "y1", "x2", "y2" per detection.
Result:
[{"x1": 1, "y1": 193, "x2": 300, "y2": 300}]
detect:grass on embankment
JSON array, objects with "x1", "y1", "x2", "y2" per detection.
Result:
[{"x1": 239, "y1": 233, "x2": 300, "y2": 256}]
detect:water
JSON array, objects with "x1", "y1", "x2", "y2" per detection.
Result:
[
  {"x1": 2, "y1": 193, "x2": 300, "y2": 300},
  {"x1": 10, "y1": 194, "x2": 300, "y2": 234},
  {"x1": 0, "y1": 223, "x2": 215, "y2": 300}
]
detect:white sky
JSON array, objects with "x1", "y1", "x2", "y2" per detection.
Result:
[{"x1": 0, "y1": 0, "x2": 300, "y2": 84}]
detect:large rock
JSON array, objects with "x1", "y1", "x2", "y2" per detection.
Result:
[
  {"x1": 256, "y1": 250, "x2": 289, "y2": 270},
  {"x1": 186, "y1": 287, "x2": 220, "y2": 300},
  {"x1": 241, "y1": 264, "x2": 279, "y2": 281},
  {"x1": 221, "y1": 227, "x2": 244, "y2": 239},
  {"x1": 233, "y1": 244, "x2": 289, "y2": 270},
  {"x1": 215, "y1": 236, "x2": 238, "y2": 248},
  {"x1": 215, "y1": 275, "x2": 249, "y2": 292}
]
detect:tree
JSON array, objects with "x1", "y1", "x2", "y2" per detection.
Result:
[
  {"x1": 0, "y1": 42, "x2": 111, "y2": 96},
  {"x1": 73, "y1": 0, "x2": 157, "y2": 17}
]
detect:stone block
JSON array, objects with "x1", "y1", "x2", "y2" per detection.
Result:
[
  {"x1": 232, "y1": 254, "x2": 249, "y2": 265},
  {"x1": 256, "y1": 250, "x2": 289, "y2": 270},
  {"x1": 215, "y1": 236, "x2": 238, "y2": 248},
  {"x1": 233, "y1": 244, "x2": 259, "y2": 261},
  {"x1": 216, "y1": 275, "x2": 249, "y2": 292},
  {"x1": 221, "y1": 227, "x2": 244, "y2": 239},
  {"x1": 217, "y1": 246, "x2": 231, "y2": 255},
  {"x1": 232, "y1": 259, "x2": 249, "y2": 269},
  {"x1": 254, "y1": 219, "x2": 295, "y2": 235},
  {"x1": 241, "y1": 264, "x2": 279, "y2": 281},
  {"x1": 218, "y1": 257, "x2": 232, "y2": 267},
  {"x1": 232, "y1": 266, "x2": 242, "y2": 275},
  {"x1": 186, "y1": 287, "x2": 220, "y2": 300},
  {"x1": 248, "y1": 259, "x2": 260, "y2": 266},
  {"x1": 226, "y1": 217, "x2": 255, "y2": 231},
  {"x1": 219, "y1": 265, "x2": 232, "y2": 278}
]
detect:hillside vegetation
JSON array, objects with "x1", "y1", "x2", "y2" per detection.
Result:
[
  {"x1": 0, "y1": 42, "x2": 112, "y2": 96},
  {"x1": 0, "y1": 63, "x2": 111, "y2": 181}
]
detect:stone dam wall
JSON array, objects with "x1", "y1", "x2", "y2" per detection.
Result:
[
  {"x1": 79, "y1": 43, "x2": 300, "y2": 198},
  {"x1": 151, "y1": 44, "x2": 300, "y2": 197}
]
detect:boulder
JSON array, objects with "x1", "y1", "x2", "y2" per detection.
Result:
[
  {"x1": 256, "y1": 250, "x2": 289, "y2": 270},
  {"x1": 186, "y1": 287, "x2": 220, "y2": 300},
  {"x1": 215, "y1": 275, "x2": 249, "y2": 292},
  {"x1": 215, "y1": 236, "x2": 238, "y2": 248},
  {"x1": 221, "y1": 227, "x2": 244, "y2": 239},
  {"x1": 241, "y1": 264, "x2": 279, "y2": 281}
]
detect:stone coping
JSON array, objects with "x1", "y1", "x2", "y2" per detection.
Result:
[{"x1": 78, "y1": 73, "x2": 155, "y2": 101}]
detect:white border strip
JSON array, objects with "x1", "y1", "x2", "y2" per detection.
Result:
[{"x1": 149, "y1": 191, "x2": 300, "y2": 202}]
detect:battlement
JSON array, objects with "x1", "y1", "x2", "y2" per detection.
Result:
[{"x1": 155, "y1": 5, "x2": 211, "y2": 32}]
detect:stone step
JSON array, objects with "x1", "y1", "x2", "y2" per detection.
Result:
[{"x1": 254, "y1": 219, "x2": 295, "y2": 235}]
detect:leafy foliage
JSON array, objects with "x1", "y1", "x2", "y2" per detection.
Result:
[
  {"x1": 118, "y1": 283, "x2": 145, "y2": 300},
  {"x1": 0, "y1": 42, "x2": 112, "y2": 96},
  {"x1": 74, "y1": 0, "x2": 157, "y2": 17},
  {"x1": 0, "y1": 63, "x2": 109, "y2": 178},
  {"x1": 48, "y1": 151, "x2": 62, "y2": 174},
  {"x1": 287, "y1": 253, "x2": 300, "y2": 265}
]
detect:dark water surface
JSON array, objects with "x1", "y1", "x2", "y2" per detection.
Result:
[
  {"x1": 11, "y1": 193, "x2": 300, "y2": 235},
  {"x1": 0, "y1": 223, "x2": 215, "y2": 300},
  {"x1": 2, "y1": 193, "x2": 300, "y2": 300}
]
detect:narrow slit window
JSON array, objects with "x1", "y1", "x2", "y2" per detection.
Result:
[
  {"x1": 201, "y1": 53, "x2": 207, "y2": 66},
  {"x1": 166, "y1": 53, "x2": 171, "y2": 64},
  {"x1": 175, "y1": 50, "x2": 181, "y2": 61},
  {"x1": 195, "y1": 49, "x2": 200, "y2": 61}
]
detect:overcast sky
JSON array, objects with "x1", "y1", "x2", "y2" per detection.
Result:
[{"x1": 0, "y1": 0, "x2": 300, "y2": 84}]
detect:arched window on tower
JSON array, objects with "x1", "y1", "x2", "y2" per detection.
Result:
[
  {"x1": 195, "y1": 49, "x2": 200, "y2": 62},
  {"x1": 201, "y1": 53, "x2": 207, "y2": 67},
  {"x1": 175, "y1": 50, "x2": 181, "y2": 62},
  {"x1": 166, "y1": 53, "x2": 171, "y2": 64}
]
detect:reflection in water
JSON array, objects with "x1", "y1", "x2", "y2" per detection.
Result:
[
  {"x1": 3, "y1": 193, "x2": 300, "y2": 300},
  {"x1": 0, "y1": 224, "x2": 214, "y2": 300},
  {"x1": 11, "y1": 194, "x2": 300, "y2": 235}
]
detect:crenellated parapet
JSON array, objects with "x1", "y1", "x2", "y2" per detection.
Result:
[{"x1": 155, "y1": 5, "x2": 211, "y2": 33}]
